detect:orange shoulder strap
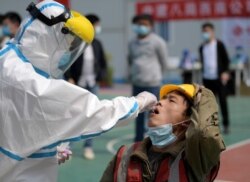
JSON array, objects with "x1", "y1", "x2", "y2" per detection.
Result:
[
  {"x1": 127, "y1": 159, "x2": 143, "y2": 182},
  {"x1": 155, "y1": 158, "x2": 170, "y2": 182},
  {"x1": 114, "y1": 143, "x2": 142, "y2": 182},
  {"x1": 179, "y1": 159, "x2": 188, "y2": 182},
  {"x1": 126, "y1": 142, "x2": 142, "y2": 182}
]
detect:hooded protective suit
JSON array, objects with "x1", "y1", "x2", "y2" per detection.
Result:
[{"x1": 0, "y1": 1, "x2": 156, "y2": 181}]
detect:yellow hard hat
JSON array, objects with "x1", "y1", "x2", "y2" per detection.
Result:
[
  {"x1": 65, "y1": 11, "x2": 94, "y2": 44},
  {"x1": 160, "y1": 84, "x2": 195, "y2": 100}
]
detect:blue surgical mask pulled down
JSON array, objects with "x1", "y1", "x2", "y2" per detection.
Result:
[
  {"x1": 132, "y1": 25, "x2": 151, "y2": 36},
  {"x1": 147, "y1": 120, "x2": 189, "y2": 148}
]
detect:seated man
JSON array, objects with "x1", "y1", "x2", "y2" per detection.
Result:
[{"x1": 101, "y1": 84, "x2": 226, "y2": 182}]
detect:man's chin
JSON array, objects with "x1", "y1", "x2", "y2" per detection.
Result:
[{"x1": 148, "y1": 119, "x2": 159, "y2": 127}]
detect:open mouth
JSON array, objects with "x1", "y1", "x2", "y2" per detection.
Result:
[{"x1": 150, "y1": 108, "x2": 160, "y2": 114}]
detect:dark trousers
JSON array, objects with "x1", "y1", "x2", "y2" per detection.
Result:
[
  {"x1": 132, "y1": 85, "x2": 160, "y2": 142},
  {"x1": 203, "y1": 79, "x2": 229, "y2": 127},
  {"x1": 182, "y1": 71, "x2": 192, "y2": 84}
]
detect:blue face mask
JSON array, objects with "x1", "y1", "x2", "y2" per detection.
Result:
[
  {"x1": 132, "y1": 25, "x2": 151, "y2": 36},
  {"x1": 2, "y1": 25, "x2": 11, "y2": 36},
  {"x1": 58, "y1": 53, "x2": 72, "y2": 71},
  {"x1": 147, "y1": 120, "x2": 190, "y2": 148},
  {"x1": 202, "y1": 32, "x2": 211, "y2": 42},
  {"x1": 95, "y1": 25, "x2": 102, "y2": 35},
  {"x1": 147, "y1": 124, "x2": 177, "y2": 148}
]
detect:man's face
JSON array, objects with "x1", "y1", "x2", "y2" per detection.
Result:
[
  {"x1": 136, "y1": 19, "x2": 152, "y2": 29},
  {"x1": 3, "y1": 18, "x2": 18, "y2": 36},
  {"x1": 93, "y1": 21, "x2": 100, "y2": 27},
  {"x1": 148, "y1": 91, "x2": 188, "y2": 127},
  {"x1": 202, "y1": 27, "x2": 214, "y2": 41}
]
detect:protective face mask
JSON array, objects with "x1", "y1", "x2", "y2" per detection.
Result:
[
  {"x1": 236, "y1": 50, "x2": 243, "y2": 56},
  {"x1": 202, "y1": 32, "x2": 211, "y2": 42},
  {"x1": 58, "y1": 53, "x2": 72, "y2": 71},
  {"x1": 95, "y1": 25, "x2": 102, "y2": 34},
  {"x1": 147, "y1": 120, "x2": 190, "y2": 148},
  {"x1": 132, "y1": 25, "x2": 151, "y2": 36},
  {"x1": 2, "y1": 25, "x2": 11, "y2": 36}
]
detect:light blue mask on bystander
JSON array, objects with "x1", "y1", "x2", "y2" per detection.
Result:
[
  {"x1": 132, "y1": 25, "x2": 151, "y2": 36},
  {"x1": 202, "y1": 32, "x2": 211, "y2": 42},
  {"x1": 95, "y1": 25, "x2": 102, "y2": 35},
  {"x1": 2, "y1": 25, "x2": 11, "y2": 36}
]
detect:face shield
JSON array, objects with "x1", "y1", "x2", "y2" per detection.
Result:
[
  {"x1": 26, "y1": 2, "x2": 94, "y2": 78},
  {"x1": 50, "y1": 31, "x2": 88, "y2": 78}
]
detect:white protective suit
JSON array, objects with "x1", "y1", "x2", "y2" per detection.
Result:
[{"x1": 0, "y1": 1, "x2": 156, "y2": 181}]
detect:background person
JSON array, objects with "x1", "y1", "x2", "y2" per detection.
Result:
[
  {"x1": 232, "y1": 45, "x2": 250, "y2": 86},
  {"x1": 2, "y1": 11, "x2": 21, "y2": 38},
  {"x1": 0, "y1": 14, "x2": 6, "y2": 48},
  {"x1": 128, "y1": 14, "x2": 168, "y2": 142},
  {"x1": 232, "y1": 45, "x2": 249, "y2": 66},
  {"x1": 199, "y1": 22, "x2": 230, "y2": 134}
]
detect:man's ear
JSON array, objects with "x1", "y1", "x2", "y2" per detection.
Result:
[{"x1": 184, "y1": 105, "x2": 192, "y2": 117}]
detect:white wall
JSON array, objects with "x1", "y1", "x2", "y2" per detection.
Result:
[{"x1": 0, "y1": 0, "x2": 32, "y2": 17}]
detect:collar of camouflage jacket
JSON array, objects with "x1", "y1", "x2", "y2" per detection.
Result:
[{"x1": 131, "y1": 137, "x2": 186, "y2": 162}]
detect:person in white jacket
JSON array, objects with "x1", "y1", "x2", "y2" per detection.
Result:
[{"x1": 0, "y1": 1, "x2": 157, "y2": 181}]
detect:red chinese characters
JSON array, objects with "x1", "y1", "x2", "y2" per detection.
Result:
[{"x1": 136, "y1": 0, "x2": 250, "y2": 21}]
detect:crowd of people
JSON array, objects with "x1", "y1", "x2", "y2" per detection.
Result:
[{"x1": 1, "y1": 0, "x2": 248, "y2": 181}]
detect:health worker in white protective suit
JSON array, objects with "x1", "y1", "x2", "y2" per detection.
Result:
[{"x1": 0, "y1": 1, "x2": 157, "y2": 181}]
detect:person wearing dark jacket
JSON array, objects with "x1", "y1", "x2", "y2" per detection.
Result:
[
  {"x1": 67, "y1": 38, "x2": 107, "y2": 85},
  {"x1": 66, "y1": 14, "x2": 107, "y2": 159},
  {"x1": 199, "y1": 22, "x2": 230, "y2": 134}
]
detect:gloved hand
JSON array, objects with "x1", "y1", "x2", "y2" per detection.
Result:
[
  {"x1": 56, "y1": 143, "x2": 72, "y2": 165},
  {"x1": 135, "y1": 91, "x2": 157, "y2": 113}
]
